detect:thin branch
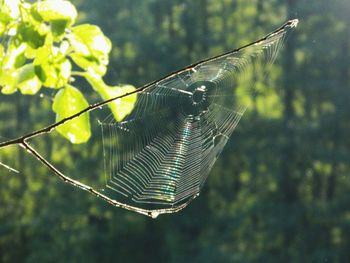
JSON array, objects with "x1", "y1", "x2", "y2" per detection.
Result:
[
  {"x1": 0, "y1": 19, "x2": 298, "y2": 217},
  {"x1": 0, "y1": 161, "x2": 19, "y2": 173},
  {"x1": 0, "y1": 19, "x2": 298, "y2": 149},
  {"x1": 20, "y1": 140, "x2": 197, "y2": 218}
]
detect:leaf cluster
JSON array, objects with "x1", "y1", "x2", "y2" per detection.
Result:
[{"x1": 0, "y1": 0, "x2": 137, "y2": 143}]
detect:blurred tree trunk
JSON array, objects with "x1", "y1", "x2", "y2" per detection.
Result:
[
  {"x1": 15, "y1": 94, "x2": 28, "y2": 262},
  {"x1": 152, "y1": 1, "x2": 162, "y2": 32},
  {"x1": 167, "y1": 2, "x2": 175, "y2": 39},
  {"x1": 281, "y1": 0, "x2": 298, "y2": 204},
  {"x1": 312, "y1": 171, "x2": 322, "y2": 200},
  {"x1": 199, "y1": 0, "x2": 209, "y2": 54},
  {"x1": 182, "y1": 1, "x2": 195, "y2": 61},
  {"x1": 326, "y1": 21, "x2": 349, "y2": 201},
  {"x1": 279, "y1": 0, "x2": 299, "y2": 259},
  {"x1": 16, "y1": 95, "x2": 25, "y2": 180},
  {"x1": 221, "y1": 0, "x2": 229, "y2": 50}
]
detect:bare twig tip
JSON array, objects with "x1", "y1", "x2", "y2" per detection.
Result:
[{"x1": 288, "y1": 19, "x2": 299, "y2": 28}]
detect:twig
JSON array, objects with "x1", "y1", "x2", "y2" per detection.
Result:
[
  {"x1": 0, "y1": 19, "x2": 298, "y2": 217},
  {"x1": 0, "y1": 19, "x2": 298, "y2": 149}
]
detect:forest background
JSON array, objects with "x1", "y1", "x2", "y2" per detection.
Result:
[{"x1": 0, "y1": 0, "x2": 349, "y2": 262}]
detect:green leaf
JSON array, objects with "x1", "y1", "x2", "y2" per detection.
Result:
[
  {"x1": 69, "y1": 24, "x2": 111, "y2": 76},
  {"x1": 0, "y1": 11, "x2": 12, "y2": 25},
  {"x1": 103, "y1": 85, "x2": 137, "y2": 122},
  {"x1": 0, "y1": 41, "x2": 27, "y2": 94},
  {"x1": 51, "y1": 19, "x2": 68, "y2": 37},
  {"x1": 0, "y1": 44, "x2": 4, "y2": 58},
  {"x1": 84, "y1": 73, "x2": 137, "y2": 121},
  {"x1": 0, "y1": 21, "x2": 6, "y2": 36},
  {"x1": 71, "y1": 24, "x2": 111, "y2": 55},
  {"x1": 16, "y1": 64, "x2": 42, "y2": 95},
  {"x1": 0, "y1": 0, "x2": 21, "y2": 37},
  {"x1": 20, "y1": 2, "x2": 42, "y2": 26},
  {"x1": 34, "y1": 59, "x2": 71, "y2": 88},
  {"x1": 70, "y1": 53, "x2": 107, "y2": 76},
  {"x1": 35, "y1": 0, "x2": 77, "y2": 26},
  {"x1": 0, "y1": 68, "x2": 18, "y2": 94},
  {"x1": 52, "y1": 85, "x2": 91, "y2": 144},
  {"x1": 24, "y1": 46, "x2": 38, "y2": 59},
  {"x1": 17, "y1": 23, "x2": 45, "y2": 49},
  {"x1": 2, "y1": 0, "x2": 20, "y2": 19},
  {"x1": 34, "y1": 45, "x2": 72, "y2": 88},
  {"x1": 2, "y1": 42, "x2": 27, "y2": 69},
  {"x1": 30, "y1": 5, "x2": 44, "y2": 23}
]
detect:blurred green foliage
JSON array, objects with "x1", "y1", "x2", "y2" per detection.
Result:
[{"x1": 0, "y1": 0, "x2": 349, "y2": 263}]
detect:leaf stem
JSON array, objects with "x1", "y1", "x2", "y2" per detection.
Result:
[{"x1": 71, "y1": 71, "x2": 87, "y2": 77}]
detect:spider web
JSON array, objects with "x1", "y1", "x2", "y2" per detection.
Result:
[
  {"x1": 0, "y1": 19, "x2": 299, "y2": 217},
  {"x1": 98, "y1": 19, "x2": 299, "y2": 211}
]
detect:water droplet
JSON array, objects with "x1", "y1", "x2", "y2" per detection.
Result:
[{"x1": 150, "y1": 211, "x2": 159, "y2": 219}]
